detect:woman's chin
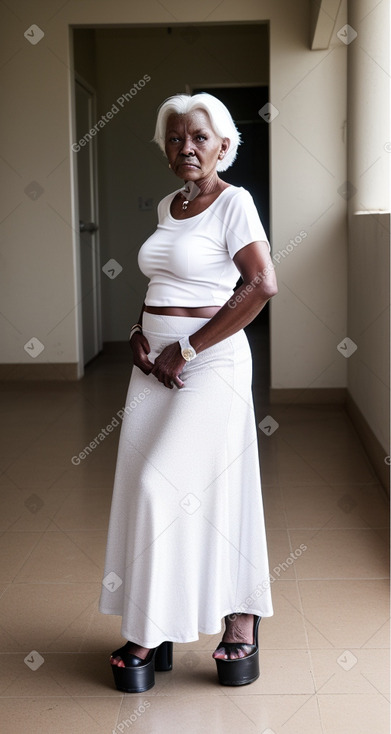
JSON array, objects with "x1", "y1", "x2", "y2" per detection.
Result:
[{"x1": 174, "y1": 167, "x2": 201, "y2": 180}]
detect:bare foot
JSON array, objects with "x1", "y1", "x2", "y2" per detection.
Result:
[
  {"x1": 111, "y1": 642, "x2": 150, "y2": 668},
  {"x1": 212, "y1": 613, "x2": 255, "y2": 660}
]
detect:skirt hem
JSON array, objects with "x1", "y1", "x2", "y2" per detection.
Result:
[{"x1": 99, "y1": 606, "x2": 274, "y2": 648}]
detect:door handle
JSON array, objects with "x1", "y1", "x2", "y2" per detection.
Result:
[{"x1": 79, "y1": 220, "x2": 99, "y2": 233}]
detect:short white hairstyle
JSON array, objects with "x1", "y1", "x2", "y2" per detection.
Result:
[{"x1": 153, "y1": 92, "x2": 241, "y2": 172}]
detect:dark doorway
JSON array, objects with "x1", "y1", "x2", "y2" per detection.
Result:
[{"x1": 193, "y1": 85, "x2": 271, "y2": 407}]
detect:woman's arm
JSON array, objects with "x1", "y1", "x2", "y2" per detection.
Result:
[
  {"x1": 129, "y1": 302, "x2": 154, "y2": 375},
  {"x1": 189, "y1": 240, "x2": 277, "y2": 352},
  {"x1": 151, "y1": 240, "x2": 278, "y2": 388}
]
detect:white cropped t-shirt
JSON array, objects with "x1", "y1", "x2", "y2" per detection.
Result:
[{"x1": 137, "y1": 184, "x2": 270, "y2": 307}]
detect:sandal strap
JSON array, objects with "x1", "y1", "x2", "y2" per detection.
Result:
[
  {"x1": 215, "y1": 641, "x2": 256, "y2": 655},
  {"x1": 111, "y1": 641, "x2": 153, "y2": 667}
]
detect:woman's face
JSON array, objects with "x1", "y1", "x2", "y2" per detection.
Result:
[{"x1": 164, "y1": 109, "x2": 229, "y2": 182}]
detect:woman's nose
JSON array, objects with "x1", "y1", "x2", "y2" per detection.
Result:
[{"x1": 181, "y1": 137, "x2": 195, "y2": 155}]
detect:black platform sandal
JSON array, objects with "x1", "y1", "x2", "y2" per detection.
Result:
[
  {"x1": 214, "y1": 615, "x2": 261, "y2": 686},
  {"x1": 110, "y1": 640, "x2": 173, "y2": 693}
]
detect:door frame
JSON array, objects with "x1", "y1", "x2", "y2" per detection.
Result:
[{"x1": 70, "y1": 68, "x2": 102, "y2": 376}]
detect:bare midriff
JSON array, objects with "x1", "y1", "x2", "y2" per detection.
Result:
[{"x1": 144, "y1": 305, "x2": 221, "y2": 318}]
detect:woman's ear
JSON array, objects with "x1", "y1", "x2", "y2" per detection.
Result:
[{"x1": 220, "y1": 137, "x2": 230, "y2": 158}]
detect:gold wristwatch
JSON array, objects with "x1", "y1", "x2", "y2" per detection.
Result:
[{"x1": 179, "y1": 336, "x2": 197, "y2": 362}]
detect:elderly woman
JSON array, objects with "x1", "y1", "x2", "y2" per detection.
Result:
[{"x1": 99, "y1": 92, "x2": 277, "y2": 693}]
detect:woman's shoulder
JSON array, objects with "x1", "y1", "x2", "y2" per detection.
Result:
[
  {"x1": 158, "y1": 188, "x2": 181, "y2": 208},
  {"x1": 156, "y1": 188, "x2": 182, "y2": 220},
  {"x1": 216, "y1": 184, "x2": 256, "y2": 211},
  {"x1": 226, "y1": 184, "x2": 253, "y2": 197}
]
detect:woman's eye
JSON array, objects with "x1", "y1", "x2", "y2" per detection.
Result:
[
  {"x1": 196, "y1": 135, "x2": 206, "y2": 141},
  {"x1": 169, "y1": 137, "x2": 180, "y2": 143}
]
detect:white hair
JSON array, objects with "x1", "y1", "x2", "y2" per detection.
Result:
[{"x1": 153, "y1": 92, "x2": 241, "y2": 172}]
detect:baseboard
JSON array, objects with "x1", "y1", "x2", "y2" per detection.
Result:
[
  {"x1": 269, "y1": 387, "x2": 346, "y2": 404},
  {"x1": 0, "y1": 363, "x2": 79, "y2": 380},
  {"x1": 345, "y1": 392, "x2": 390, "y2": 495}
]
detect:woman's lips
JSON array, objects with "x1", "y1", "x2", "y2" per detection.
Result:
[{"x1": 179, "y1": 162, "x2": 199, "y2": 168}]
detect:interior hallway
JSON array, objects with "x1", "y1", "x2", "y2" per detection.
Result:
[{"x1": 0, "y1": 321, "x2": 389, "y2": 734}]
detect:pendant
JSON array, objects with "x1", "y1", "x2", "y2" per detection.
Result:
[{"x1": 180, "y1": 181, "x2": 200, "y2": 211}]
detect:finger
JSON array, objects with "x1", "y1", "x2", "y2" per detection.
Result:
[
  {"x1": 135, "y1": 359, "x2": 153, "y2": 375},
  {"x1": 141, "y1": 340, "x2": 151, "y2": 355}
]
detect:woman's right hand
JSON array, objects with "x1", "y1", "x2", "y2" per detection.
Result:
[{"x1": 129, "y1": 332, "x2": 154, "y2": 375}]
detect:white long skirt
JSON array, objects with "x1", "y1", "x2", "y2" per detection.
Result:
[{"x1": 99, "y1": 312, "x2": 273, "y2": 647}]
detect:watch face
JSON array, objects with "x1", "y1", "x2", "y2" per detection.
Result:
[{"x1": 182, "y1": 347, "x2": 195, "y2": 361}]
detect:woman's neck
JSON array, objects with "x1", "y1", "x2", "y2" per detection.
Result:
[{"x1": 187, "y1": 172, "x2": 220, "y2": 197}]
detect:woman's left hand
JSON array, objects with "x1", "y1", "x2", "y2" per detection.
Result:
[{"x1": 151, "y1": 342, "x2": 187, "y2": 389}]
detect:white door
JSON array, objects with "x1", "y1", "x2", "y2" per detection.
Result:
[{"x1": 75, "y1": 78, "x2": 102, "y2": 365}]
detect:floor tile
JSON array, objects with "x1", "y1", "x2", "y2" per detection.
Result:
[
  {"x1": 233, "y1": 693, "x2": 324, "y2": 733},
  {"x1": 261, "y1": 484, "x2": 287, "y2": 527},
  {"x1": 261, "y1": 580, "x2": 308, "y2": 650},
  {"x1": 52, "y1": 490, "x2": 112, "y2": 530},
  {"x1": 0, "y1": 696, "x2": 122, "y2": 734},
  {"x1": 117, "y1": 693, "x2": 261, "y2": 733},
  {"x1": 310, "y1": 647, "x2": 389, "y2": 697},
  {"x1": 0, "y1": 583, "x2": 100, "y2": 650},
  {"x1": 13, "y1": 532, "x2": 103, "y2": 583},
  {"x1": 318, "y1": 694, "x2": 390, "y2": 734},
  {"x1": 282, "y1": 482, "x2": 389, "y2": 529},
  {"x1": 0, "y1": 486, "x2": 70, "y2": 532},
  {"x1": 289, "y1": 528, "x2": 389, "y2": 579},
  {"x1": 0, "y1": 651, "x2": 121, "y2": 698},
  {"x1": 298, "y1": 579, "x2": 390, "y2": 648},
  {"x1": 227, "y1": 649, "x2": 315, "y2": 696},
  {"x1": 0, "y1": 532, "x2": 42, "y2": 583},
  {"x1": 265, "y1": 529, "x2": 296, "y2": 579}
]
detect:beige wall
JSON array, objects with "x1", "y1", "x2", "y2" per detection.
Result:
[
  {"x1": 0, "y1": 0, "x2": 349, "y2": 387},
  {"x1": 269, "y1": 0, "x2": 348, "y2": 390}
]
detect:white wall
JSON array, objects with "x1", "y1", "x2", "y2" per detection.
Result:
[
  {"x1": 346, "y1": 0, "x2": 390, "y2": 454},
  {"x1": 269, "y1": 0, "x2": 348, "y2": 389},
  {"x1": 0, "y1": 0, "x2": 348, "y2": 395}
]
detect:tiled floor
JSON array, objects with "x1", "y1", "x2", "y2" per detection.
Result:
[{"x1": 0, "y1": 324, "x2": 389, "y2": 733}]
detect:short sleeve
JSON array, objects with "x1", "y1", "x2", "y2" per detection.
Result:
[
  {"x1": 157, "y1": 194, "x2": 169, "y2": 224},
  {"x1": 225, "y1": 188, "x2": 270, "y2": 258}
]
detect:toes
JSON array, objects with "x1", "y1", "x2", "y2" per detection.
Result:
[
  {"x1": 212, "y1": 647, "x2": 228, "y2": 660},
  {"x1": 226, "y1": 647, "x2": 250, "y2": 660},
  {"x1": 213, "y1": 644, "x2": 252, "y2": 660}
]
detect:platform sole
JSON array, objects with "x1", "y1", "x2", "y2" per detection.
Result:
[
  {"x1": 111, "y1": 641, "x2": 173, "y2": 693},
  {"x1": 215, "y1": 649, "x2": 259, "y2": 686}
]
